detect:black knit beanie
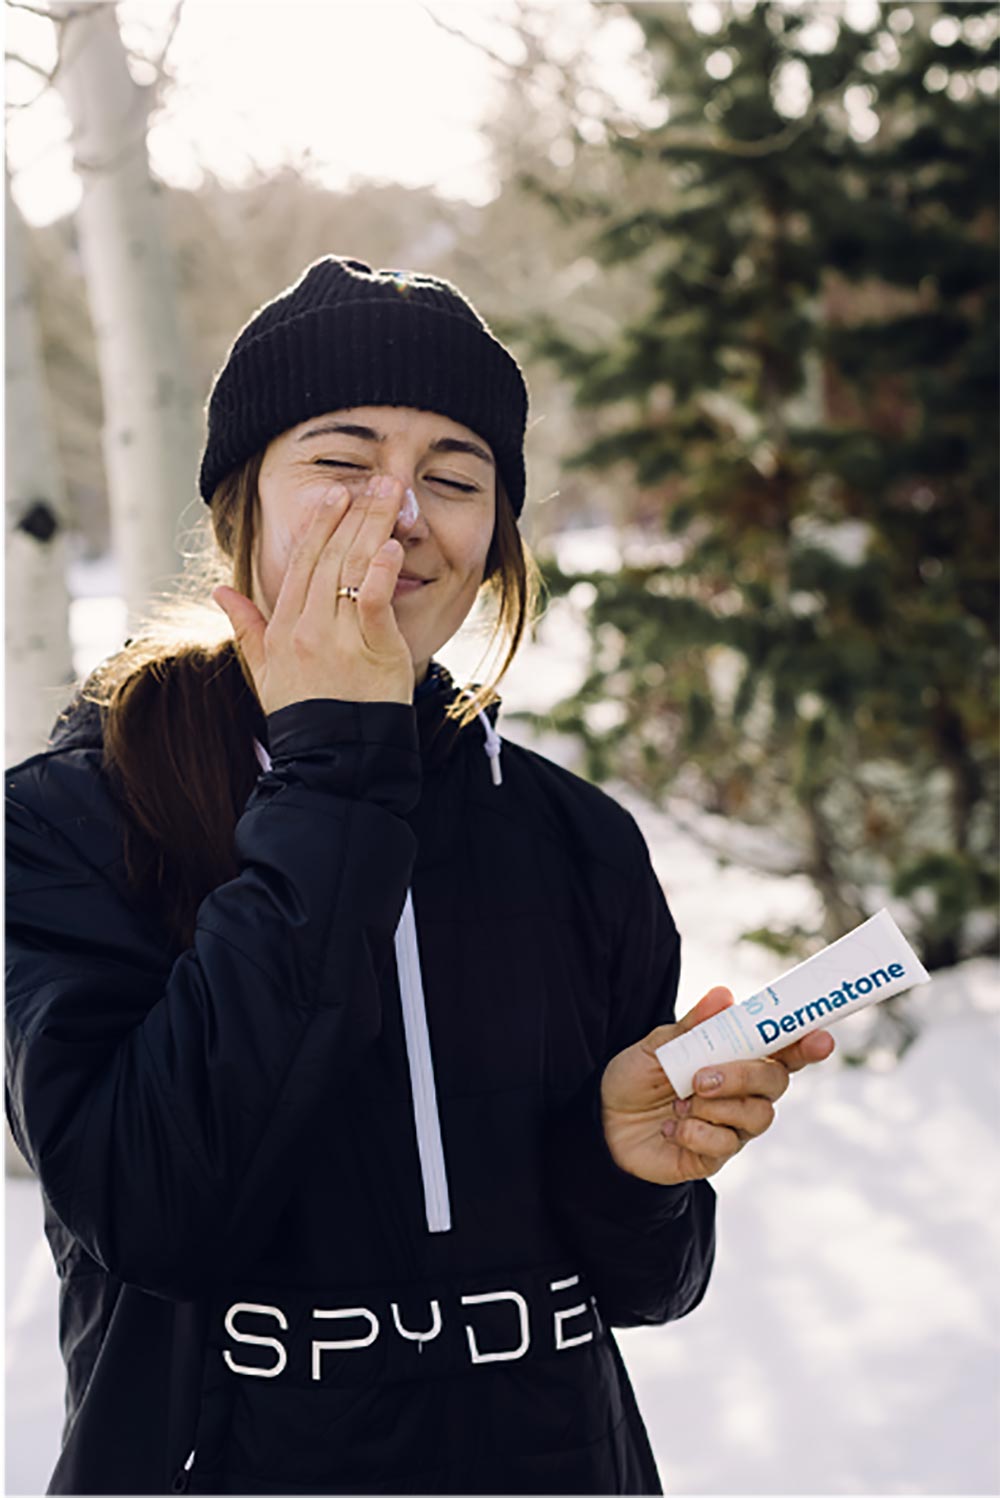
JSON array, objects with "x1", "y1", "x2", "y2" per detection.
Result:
[{"x1": 199, "y1": 256, "x2": 529, "y2": 518}]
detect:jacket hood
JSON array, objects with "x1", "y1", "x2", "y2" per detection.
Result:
[{"x1": 48, "y1": 693, "x2": 105, "y2": 755}]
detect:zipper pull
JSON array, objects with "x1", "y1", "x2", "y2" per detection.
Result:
[{"x1": 171, "y1": 1450, "x2": 196, "y2": 1493}]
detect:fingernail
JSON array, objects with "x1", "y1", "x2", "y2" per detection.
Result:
[
  {"x1": 675, "y1": 1098, "x2": 692, "y2": 1116},
  {"x1": 662, "y1": 1119, "x2": 677, "y2": 1138},
  {"x1": 695, "y1": 1070, "x2": 723, "y2": 1093}
]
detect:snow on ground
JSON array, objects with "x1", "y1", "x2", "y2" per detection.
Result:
[{"x1": 6, "y1": 569, "x2": 1000, "y2": 1496}]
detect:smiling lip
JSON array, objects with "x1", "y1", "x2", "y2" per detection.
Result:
[{"x1": 393, "y1": 575, "x2": 433, "y2": 594}]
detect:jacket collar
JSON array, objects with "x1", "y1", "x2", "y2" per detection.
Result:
[
  {"x1": 45, "y1": 658, "x2": 504, "y2": 783},
  {"x1": 413, "y1": 659, "x2": 503, "y2": 780}
]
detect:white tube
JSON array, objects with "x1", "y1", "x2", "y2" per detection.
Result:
[{"x1": 655, "y1": 909, "x2": 930, "y2": 1098}]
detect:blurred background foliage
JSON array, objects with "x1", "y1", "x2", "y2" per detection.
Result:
[
  {"x1": 511, "y1": 0, "x2": 998, "y2": 977},
  {"x1": 13, "y1": 0, "x2": 998, "y2": 988}
]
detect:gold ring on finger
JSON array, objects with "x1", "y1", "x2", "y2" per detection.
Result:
[{"x1": 336, "y1": 585, "x2": 360, "y2": 603}]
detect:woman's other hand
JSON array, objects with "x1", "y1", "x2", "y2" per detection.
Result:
[
  {"x1": 213, "y1": 474, "x2": 415, "y2": 713},
  {"x1": 599, "y1": 986, "x2": 836, "y2": 1186}
]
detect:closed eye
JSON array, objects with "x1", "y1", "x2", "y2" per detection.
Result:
[
  {"x1": 431, "y1": 477, "x2": 478, "y2": 493},
  {"x1": 314, "y1": 460, "x2": 478, "y2": 493}
]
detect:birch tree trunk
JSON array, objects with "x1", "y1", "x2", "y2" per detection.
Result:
[
  {"x1": 52, "y1": 0, "x2": 200, "y2": 626},
  {"x1": 5, "y1": 172, "x2": 75, "y2": 770}
]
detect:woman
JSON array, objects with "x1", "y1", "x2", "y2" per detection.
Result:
[{"x1": 6, "y1": 256, "x2": 834, "y2": 1496}]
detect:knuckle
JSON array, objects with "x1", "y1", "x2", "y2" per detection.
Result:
[
  {"x1": 342, "y1": 547, "x2": 369, "y2": 576},
  {"x1": 290, "y1": 624, "x2": 321, "y2": 656},
  {"x1": 647, "y1": 1024, "x2": 675, "y2": 1049}
]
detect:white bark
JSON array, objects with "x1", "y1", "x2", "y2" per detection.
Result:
[
  {"x1": 53, "y1": 0, "x2": 200, "y2": 626},
  {"x1": 5, "y1": 171, "x2": 75, "y2": 772}
]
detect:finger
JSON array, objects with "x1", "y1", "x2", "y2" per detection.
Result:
[
  {"x1": 329, "y1": 475, "x2": 403, "y2": 596},
  {"x1": 691, "y1": 1055, "x2": 792, "y2": 1103},
  {"x1": 355, "y1": 538, "x2": 405, "y2": 649},
  {"x1": 663, "y1": 1112, "x2": 744, "y2": 1164},
  {"x1": 269, "y1": 484, "x2": 353, "y2": 631},
  {"x1": 213, "y1": 585, "x2": 268, "y2": 681},
  {"x1": 300, "y1": 475, "x2": 399, "y2": 620},
  {"x1": 677, "y1": 1093, "x2": 775, "y2": 1141},
  {"x1": 773, "y1": 1028, "x2": 837, "y2": 1075}
]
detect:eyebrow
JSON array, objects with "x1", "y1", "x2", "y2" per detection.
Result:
[{"x1": 295, "y1": 421, "x2": 495, "y2": 468}]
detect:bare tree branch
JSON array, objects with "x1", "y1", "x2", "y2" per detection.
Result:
[
  {"x1": 150, "y1": 0, "x2": 184, "y2": 80},
  {"x1": 118, "y1": 0, "x2": 184, "y2": 98},
  {"x1": 6, "y1": 0, "x2": 57, "y2": 16},
  {"x1": 419, "y1": 3, "x2": 531, "y2": 79},
  {"x1": 5, "y1": 92, "x2": 48, "y2": 112},
  {"x1": 420, "y1": 1, "x2": 655, "y2": 144},
  {"x1": 7, "y1": 0, "x2": 93, "y2": 18},
  {"x1": 612, "y1": 105, "x2": 825, "y2": 163},
  {"x1": 5, "y1": 49, "x2": 57, "y2": 82}
]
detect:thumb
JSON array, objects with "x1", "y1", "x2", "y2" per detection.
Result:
[
  {"x1": 213, "y1": 585, "x2": 267, "y2": 677},
  {"x1": 677, "y1": 985, "x2": 735, "y2": 1033},
  {"x1": 643, "y1": 985, "x2": 734, "y2": 1057}
]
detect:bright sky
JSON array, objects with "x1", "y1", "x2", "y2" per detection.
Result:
[{"x1": 5, "y1": 0, "x2": 656, "y2": 225}]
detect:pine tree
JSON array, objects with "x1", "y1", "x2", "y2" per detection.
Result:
[{"x1": 521, "y1": 0, "x2": 998, "y2": 968}]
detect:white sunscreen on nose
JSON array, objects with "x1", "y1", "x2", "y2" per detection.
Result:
[
  {"x1": 655, "y1": 909, "x2": 931, "y2": 1098},
  {"x1": 398, "y1": 487, "x2": 420, "y2": 526}
]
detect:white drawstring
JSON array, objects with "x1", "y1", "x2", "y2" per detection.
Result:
[
  {"x1": 475, "y1": 707, "x2": 503, "y2": 787},
  {"x1": 460, "y1": 687, "x2": 503, "y2": 787}
]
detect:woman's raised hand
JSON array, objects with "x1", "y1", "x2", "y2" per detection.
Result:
[{"x1": 213, "y1": 474, "x2": 416, "y2": 714}]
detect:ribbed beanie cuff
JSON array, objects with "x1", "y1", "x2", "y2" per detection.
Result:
[{"x1": 199, "y1": 257, "x2": 529, "y2": 517}]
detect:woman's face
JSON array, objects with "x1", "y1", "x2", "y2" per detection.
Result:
[{"x1": 253, "y1": 405, "x2": 497, "y2": 688}]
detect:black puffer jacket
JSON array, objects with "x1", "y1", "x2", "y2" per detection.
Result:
[{"x1": 5, "y1": 662, "x2": 715, "y2": 1496}]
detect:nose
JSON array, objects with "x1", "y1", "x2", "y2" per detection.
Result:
[{"x1": 391, "y1": 485, "x2": 429, "y2": 543}]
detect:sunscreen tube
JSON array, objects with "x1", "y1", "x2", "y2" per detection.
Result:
[{"x1": 655, "y1": 909, "x2": 930, "y2": 1098}]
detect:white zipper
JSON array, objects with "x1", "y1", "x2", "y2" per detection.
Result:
[
  {"x1": 395, "y1": 887, "x2": 452, "y2": 1233},
  {"x1": 252, "y1": 740, "x2": 452, "y2": 1232}
]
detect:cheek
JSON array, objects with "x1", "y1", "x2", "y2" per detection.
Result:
[{"x1": 450, "y1": 510, "x2": 495, "y2": 580}]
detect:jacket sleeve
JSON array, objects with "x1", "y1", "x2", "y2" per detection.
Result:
[
  {"x1": 5, "y1": 698, "x2": 420, "y2": 1302},
  {"x1": 544, "y1": 812, "x2": 716, "y2": 1328}
]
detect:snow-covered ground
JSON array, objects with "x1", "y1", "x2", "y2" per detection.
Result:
[{"x1": 7, "y1": 559, "x2": 1000, "y2": 1495}]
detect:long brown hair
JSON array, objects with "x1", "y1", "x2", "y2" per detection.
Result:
[{"x1": 83, "y1": 455, "x2": 544, "y2": 949}]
